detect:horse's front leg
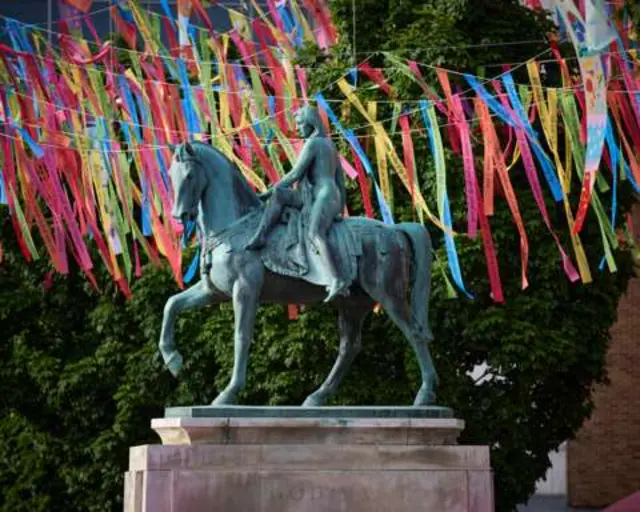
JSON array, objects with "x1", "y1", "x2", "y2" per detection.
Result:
[
  {"x1": 159, "y1": 280, "x2": 219, "y2": 377},
  {"x1": 211, "y1": 267, "x2": 262, "y2": 405}
]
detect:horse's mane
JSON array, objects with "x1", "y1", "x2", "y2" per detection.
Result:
[{"x1": 190, "y1": 141, "x2": 261, "y2": 214}]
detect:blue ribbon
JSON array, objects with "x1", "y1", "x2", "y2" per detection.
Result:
[
  {"x1": 314, "y1": 92, "x2": 349, "y2": 134},
  {"x1": 315, "y1": 93, "x2": 394, "y2": 224},
  {"x1": 267, "y1": 95, "x2": 276, "y2": 116},
  {"x1": 0, "y1": 170, "x2": 6, "y2": 205},
  {"x1": 464, "y1": 75, "x2": 521, "y2": 130},
  {"x1": 443, "y1": 191, "x2": 472, "y2": 299},
  {"x1": 347, "y1": 135, "x2": 394, "y2": 224},
  {"x1": 2, "y1": 89, "x2": 42, "y2": 158},
  {"x1": 133, "y1": 88, "x2": 150, "y2": 127},
  {"x1": 345, "y1": 131, "x2": 394, "y2": 225},
  {"x1": 349, "y1": 68, "x2": 358, "y2": 88},
  {"x1": 4, "y1": 20, "x2": 27, "y2": 82},
  {"x1": 119, "y1": 76, "x2": 142, "y2": 140},
  {"x1": 555, "y1": 7, "x2": 569, "y2": 41},
  {"x1": 15, "y1": 127, "x2": 44, "y2": 159},
  {"x1": 159, "y1": 0, "x2": 174, "y2": 23},
  {"x1": 421, "y1": 100, "x2": 472, "y2": 299},
  {"x1": 16, "y1": 22, "x2": 34, "y2": 55},
  {"x1": 373, "y1": 182, "x2": 394, "y2": 225},
  {"x1": 96, "y1": 117, "x2": 113, "y2": 175},
  {"x1": 177, "y1": 58, "x2": 201, "y2": 135},
  {"x1": 600, "y1": 117, "x2": 619, "y2": 271},
  {"x1": 115, "y1": 1, "x2": 136, "y2": 24},
  {"x1": 466, "y1": 74, "x2": 564, "y2": 201},
  {"x1": 122, "y1": 122, "x2": 151, "y2": 235},
  {"x1": 182, "y1": 221, "x2": 200, "y2": 284},
  {"x1": 181, "y1": 219, "x2": 196, "y2": 247},
  {"x1": 183, "y1": 244, "x2": 200, "y2": 284},
  {"x1": 156, "y1": 148, "x2": 170, "y2": 190},
  {"x1": 277, "y1": 4, "x2": 303, "y2": 47},
  {"x1": 344, "y1": 129, "x2": 373, "y2": 176},
  {"x1": 605, "y1": 117, "x2": 618, "y2": 229},
  {"x1": 502, "y1": 73, "x2": 563, "y2": 202}
]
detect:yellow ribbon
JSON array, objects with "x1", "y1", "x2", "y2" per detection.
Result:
[{"x1": 337, "y1": 78, "x2": 451, "y2": 234}]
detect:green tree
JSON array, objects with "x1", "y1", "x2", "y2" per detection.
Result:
[
  {"x1": 621, "y1": 1, "x2": 640, "y2": 31},
  {"x1": 297, "y1": 0, "x2": 638, "y2": 509},
  {"x1": 0, "y1": 1, "x2": 637, "y2": 512}
]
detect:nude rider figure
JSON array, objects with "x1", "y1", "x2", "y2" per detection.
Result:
[{"x1": 244, "y1": 105, "x2": 349, "y2": 302}]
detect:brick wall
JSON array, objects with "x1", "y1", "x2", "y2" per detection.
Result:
[{"x1": 567, "y1": 277, "x2": 640, "y2": 508}]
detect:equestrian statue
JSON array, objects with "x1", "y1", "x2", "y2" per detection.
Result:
[{"x1": 160, "y1": 105, "x2": 437, "y2": 407}]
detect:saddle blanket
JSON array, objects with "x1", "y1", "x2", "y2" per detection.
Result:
[{"x1": 204, "y1": 206, "x2": 362, "y2": 288}]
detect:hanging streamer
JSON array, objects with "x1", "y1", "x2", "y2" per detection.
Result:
[
  {"x1": 437, "y1": 70, "x2": 479, "y2": 237},
  {"x1": 335, "y1": 78, "x2": 448, "y2": 233},
  {"x1": 0, "y1": 1, "x2": 638, "y2": 300},
  {"x1": 421, "y1": 101, "x2": 472, "y2": 299},
  {"x1": 476, "y1": 99, "x2": 530, "y2": 290}
]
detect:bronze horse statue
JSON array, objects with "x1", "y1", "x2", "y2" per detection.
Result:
[{"x1": 160, "y1": 141, "x2": 437, "y2": 406}]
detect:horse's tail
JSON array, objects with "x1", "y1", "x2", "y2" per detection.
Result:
[{"x1": 396, "y1": 222, "x2": 434, "y2": 342}]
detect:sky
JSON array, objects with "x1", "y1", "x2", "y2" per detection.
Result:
[
  {"x1": 0, "y1": 0, "x2": 264, "y2": 44},
  {"x1": 2, "y1": 0, "x2": 64, "y2": 32}
]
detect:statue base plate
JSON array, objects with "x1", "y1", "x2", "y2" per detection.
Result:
[
  {"x1": 124, "y1": 407, "x2": 494, "y2": 512},
  {"x1": 165, "y1": 404, "x2": 455, "y2": 419}
]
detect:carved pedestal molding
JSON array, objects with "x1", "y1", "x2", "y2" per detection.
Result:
[{"x1": 124, "y1": 407, "x2": 494, "y2": 512}]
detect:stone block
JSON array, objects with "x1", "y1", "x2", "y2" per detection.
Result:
[{"x1": 125, "y1": 408, "x2": 493, "y2": 511}]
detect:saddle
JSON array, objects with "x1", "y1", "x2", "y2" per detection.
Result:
[{"x1": 204, "y1": 206, "x2": 362, "y2": 288}]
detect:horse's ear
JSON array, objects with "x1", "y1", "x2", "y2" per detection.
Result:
[
  {"x1": 185, "y1": 142, "x2": 195, "y2": 157},
  {"x1": 167, "y1": 144, "x2": 176, "y2": 154}
]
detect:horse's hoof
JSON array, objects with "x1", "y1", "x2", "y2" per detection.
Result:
[
  {"x1": 302, "y1": 394, "x2": 325, "y2": 407},
  {"x1": 165, "y1": 351, "x2": 184, "y2": 378},
  {"x1": 413, "y1": 385, "x2": 436, "y2": 406},
  {"x1": 211, "y1": 391, "x2": 236, "y2": 406}
]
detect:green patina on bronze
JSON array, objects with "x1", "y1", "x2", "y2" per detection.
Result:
[{"x1": 160, "y1": 106, "x2": 436, "y2": 407}]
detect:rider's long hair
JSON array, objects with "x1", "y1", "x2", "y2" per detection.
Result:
[{"x1": 297, "y1": 105, "x2": 326, "y2": 137}]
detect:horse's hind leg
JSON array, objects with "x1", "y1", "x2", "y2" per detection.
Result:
[
  {"x1": 160, "y1": 280, "x2": 220, "y2": 377},
  {"x1": 378, "y1": 296, "x2": 437, "y2": 406},
  {"x1": 302, "y1": 303, "x2": 368, "y2": 407}
]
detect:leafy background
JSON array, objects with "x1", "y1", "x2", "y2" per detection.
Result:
[{"x1": 0, "y1": 1, "x2": 638, "y2": 511}]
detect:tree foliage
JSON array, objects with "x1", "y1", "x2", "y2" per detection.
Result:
[
  {"x1": 0, "y1": 1, "x2": 637, "y2": 511},
  {"x1": 621, "y1": 1, "x2": 640, "y2": 33}
]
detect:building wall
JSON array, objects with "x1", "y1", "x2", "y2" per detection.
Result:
[
  {"x1": 535, "y1": 443, "x2": 567, "y2": 495},
  {"x1": 567, "y1": 277, "x2": 640, "y2": 508}
]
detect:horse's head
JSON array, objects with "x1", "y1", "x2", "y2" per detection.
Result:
[{"x1": 170, "y1": 142, "x2": 206, "y2": 225}]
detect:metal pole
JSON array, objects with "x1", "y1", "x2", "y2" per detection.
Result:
[
  {"x1": 352, "y1": 0, "x2": 356, "y2": 83},
  {"x1": 352, "y1": 0, "x2": 356, "y2": 65},
  {"x1": 48, "y1": 0, "x2": 53, "y2": 44}
]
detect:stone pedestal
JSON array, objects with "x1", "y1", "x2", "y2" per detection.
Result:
[{"x1": 124, "y1": 406, "x2": 494, "y2": 512}]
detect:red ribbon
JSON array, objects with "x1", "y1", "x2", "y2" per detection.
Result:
[
  {"x1": 357, "y1": 63, "x2": 394, "y2": 97},
  {"x1": 398, "y1": 114, "x2": 416, "y2": 208},
  {"x1": 59, "y1": 36, "x2": 112, "y2": 65},
  {"x1": 350, "y1": 147, "x2": 374, "y2": 218}
]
